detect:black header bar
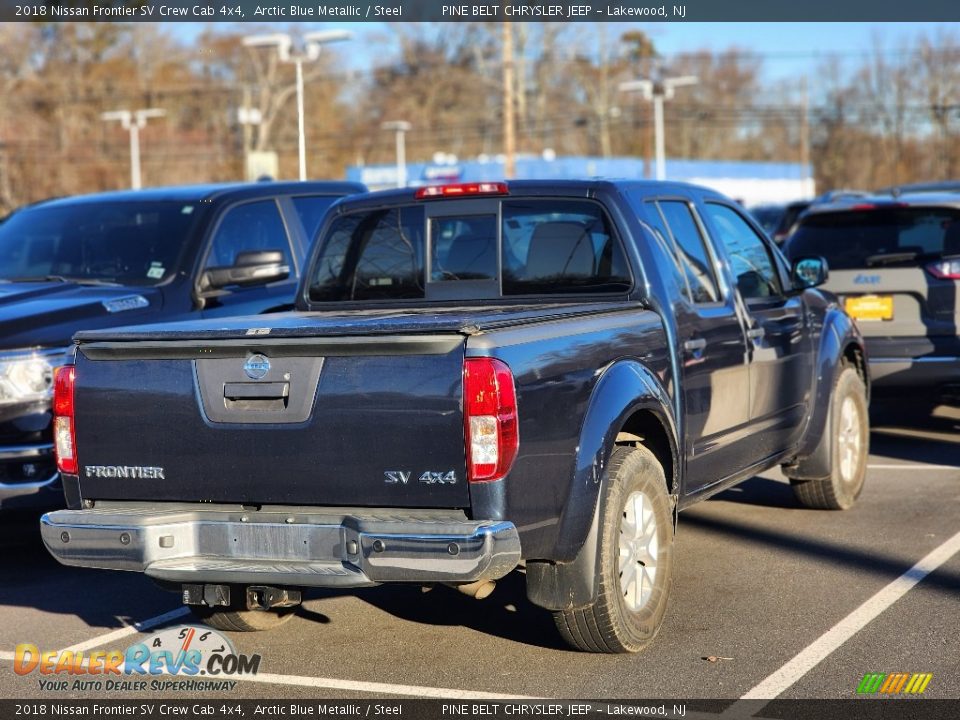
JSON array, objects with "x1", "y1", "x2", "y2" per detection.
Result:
[{"x1": 1, "y1": 0, "x2": 959, "y2": 22}]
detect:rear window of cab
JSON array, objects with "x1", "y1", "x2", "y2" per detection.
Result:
[
  {"x1": 786, "y1": 207, "x2": 960, "y2": 270},
  {"x1": 307, "y1": 199, "x2": 632, "y2": 302}
]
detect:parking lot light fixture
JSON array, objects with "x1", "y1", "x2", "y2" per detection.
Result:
[
  {"x1": 381, "y1": 121, "x2": 412, "y2": 188},
  {"x1": 243, "y1": 31, "x2": 353, "y2": 182},
  {"x1": 101, "y1": 109, "x2": 166, "y2": 190},
  {"x1": 620, "y1": 75, "x2": 698, "y2": 181}
]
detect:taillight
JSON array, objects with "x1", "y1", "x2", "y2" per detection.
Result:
[
  {"x1": 463, "y1": 358, "x2": 519, "y2": 483},
  {"x1": 415, "y1": 182, "x2": 508, "y2": 199},
  {"x1": 53, "y1": 365, "x2": 77, "y2": 475},
  {"x1": 849, "y1": 202, "x2": 909, "y2": 210},
  {"x1": 926, "y1": 259, "x2": 960, "y2": 280}
]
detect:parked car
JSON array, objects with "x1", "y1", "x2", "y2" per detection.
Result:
[
  {"x1": 41, "y1": 180, "x2": 868, "y2": 653},
  {"x1": 783, "y1": 193, "x2": 960, "y2": 402},
  {"x1": 0, "y1": 181, "x2": 365, "y2": 512}
]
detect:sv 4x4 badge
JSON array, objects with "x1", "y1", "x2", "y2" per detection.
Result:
[{"x1": 384, "y1": 470, "x2": 457, "y2": 485}]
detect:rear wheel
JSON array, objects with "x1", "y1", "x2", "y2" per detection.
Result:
[
  {"x1": 791, "y1": 363, "x2": 868, "y2": 510},
  {"x1": 189, "y1": 604, "x2": 295, "y2": 632},
  {"x1": 554, "y1": 445, "x2": 674, "y2": 653}
]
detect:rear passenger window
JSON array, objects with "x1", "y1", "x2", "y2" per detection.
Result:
[
  {"x1": 657, "y1": 201, "x2": 720, "y2": 303},
  {"x1": 206, "y1": 200, "x2": 294, "y2": 274},
  {"x1": 643, "y1": 201, "x2": 691, "y2": 301},
  {"x1": 705, "y1": 203, "x2": 782, "y2": 300}
]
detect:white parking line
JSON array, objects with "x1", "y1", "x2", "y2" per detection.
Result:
[
  {"x1": 727, "y1": 529, "x2": 960, "y2": 711},
  {"x1": 231, "y1": 671, "x2": 538, "y2": 700},
  {"x1": 868, "y1": 463, "x2": 959, "y2": 470},
  {"x1": 0, "y1": 651, "x2": 13, "y2": 661},
  {"x1": 58, "y1": 607, "x2": 190, "y2": 654}
]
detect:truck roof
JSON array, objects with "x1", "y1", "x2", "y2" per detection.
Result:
[
  {"x1": 332, "y1": 179, "x2": 729, "y2": 213},
  {"x1": 29, "y1": 181, "x2": 368, "y2": 209}
]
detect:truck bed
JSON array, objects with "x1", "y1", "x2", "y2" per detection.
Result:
[{"x1": 70, "y1": 302, "x2": 643, "y2": 509}]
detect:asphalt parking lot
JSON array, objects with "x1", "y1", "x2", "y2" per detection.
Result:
[{"x1": 1, "y1": 408, "x2": 958, "y2": 705}]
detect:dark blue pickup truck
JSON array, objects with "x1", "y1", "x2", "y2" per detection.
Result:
[
  {"x1": 41, "y1": 180, "x2": 869, "y2": 652},
  {"x1": 0, "y1": 181, "x2": 364, "y2": 512}
]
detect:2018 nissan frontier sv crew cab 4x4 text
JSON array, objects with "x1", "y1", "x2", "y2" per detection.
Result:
[{"x1": 41, "y1": 180, "x2": 869, "y2": 653}]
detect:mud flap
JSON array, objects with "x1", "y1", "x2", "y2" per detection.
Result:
[{"x1": 525, "y1": 498, "x2": 601, "y2": 611}]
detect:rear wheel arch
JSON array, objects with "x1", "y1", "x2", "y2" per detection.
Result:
[
  {"x1": 525, "y1": 360, "x2": 678, "y2": 613},
  {"x1": 560, "y1": 359, "x2": 677, "y2": 560},
  {"x1": 615, "y1": 409, "x2": 677, "y2": 498}
]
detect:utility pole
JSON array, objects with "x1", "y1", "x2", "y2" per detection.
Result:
[
  {"x1": 502, "y1": 22, "x2": 516, "y2": 179},
  {"x1": 620, "y1": 74, "x2": 698, "y2": 181},
  {"x1": 381, "y1": 121, "x2": 412, "y2": 188},
  {"x1": 243, "y1": 31, "x2": 352, "y2": 181},
  {"x1": 101, "y1": 109, "x2": 166, "y2": 190},
  {"x1": 800, "y1": 76, "x2": 811, "y2": 196}
]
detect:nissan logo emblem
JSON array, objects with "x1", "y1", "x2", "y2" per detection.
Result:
[{"x1": 243, "y1": 354, "x2": 270, "y2": 380}]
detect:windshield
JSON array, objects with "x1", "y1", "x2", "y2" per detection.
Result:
[
  {"x1": 307, "y1": 199, "x2": 631, "y2": 302},
  {"x1": 785, "y1": 207, "x2": 960, "y2": 269},
  {"x1": 0, "y1": 200, "x2": 202, "y2": 285}
]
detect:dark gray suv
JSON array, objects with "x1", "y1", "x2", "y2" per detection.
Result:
[{"x1": 783, "y1": 193, "x2": 959, "y2": 400}]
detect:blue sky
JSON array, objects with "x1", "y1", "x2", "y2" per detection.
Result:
[{"x1": 172, "y1": 21, "x2": 955, "y2": 82}]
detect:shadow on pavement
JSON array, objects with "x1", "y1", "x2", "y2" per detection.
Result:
[
  {"x1": 710, "y1": 477, "x2": 799, "y2": 509},
  {"x1": 682, "y1": 511, "x2": 960, "y2": 599},
  {"x1": 304, "y1": 570, "x2": 570, "y2": 652}
]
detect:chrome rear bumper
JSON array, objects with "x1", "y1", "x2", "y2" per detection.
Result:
[{"x1": 41, "y1": 503, "x2": 521, "y2": 587}]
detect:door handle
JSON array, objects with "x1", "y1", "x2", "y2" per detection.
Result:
[
  {"x1": 683, "y1": 338, "x2": 707, "y2": 353},
  {"x1": 746, "y1": 327, "x2": 765, "y2": 341}
]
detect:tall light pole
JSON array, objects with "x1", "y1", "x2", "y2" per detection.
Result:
[
  {"x1": 620, "y1": 75, "x2": 698, "y2": 181},
  {"x1": 381, "y1": 121, "x2": 412, "y2": 188},
  {"x1": 243, "y1": 30, "x2": 352, "y2": 181},
  {"x1": 101, "y1": 109, "x2": 165, "y2": 190},
  {"x1": 502, "y1": 22, "x2": 516, "y2": 179}
]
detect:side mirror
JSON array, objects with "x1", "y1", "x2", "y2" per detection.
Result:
[
  {"x1": 792, "y1": 256, "x2": 829, "y2": 289},
  {"x1": 200, "y1": 250, "x2": 290, "y2": 293}
]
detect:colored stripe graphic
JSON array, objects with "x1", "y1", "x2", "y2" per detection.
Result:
[
  {"x1": 905, "y1": 673, "x2": 933, "y2": 694},
  {"x1": 880, "y1": 673, "x2": 909, "y2": 693},
  {"x1": 857, "y1": 673, "x2": 886, "y2": 693},
  {"x1": 858, "y1": 672, "x2": 932, "y2": 694}
]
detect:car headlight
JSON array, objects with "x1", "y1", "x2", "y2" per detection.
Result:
[{"x1": 0, "y1": 349, "x2": 70, "y2": 406}]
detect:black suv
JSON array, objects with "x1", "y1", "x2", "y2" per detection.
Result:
[{"x1": 783, "y1": 193, "x2": 960, "y2": 400}]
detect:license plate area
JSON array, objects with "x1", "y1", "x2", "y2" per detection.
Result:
[{"x1": 845, "y1": 295, "x2": 894, "y2": 321}]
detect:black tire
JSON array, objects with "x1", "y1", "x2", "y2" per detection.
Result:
[
  {"x1": 791, "y1": 363, "x2": 869, "y2": 510},
  {"x1": 189, "y1": 604, "x2": 295, "y2": 632},
  {"x1": 554, "y1": 445, "x2": 674, "y2": 653}
]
